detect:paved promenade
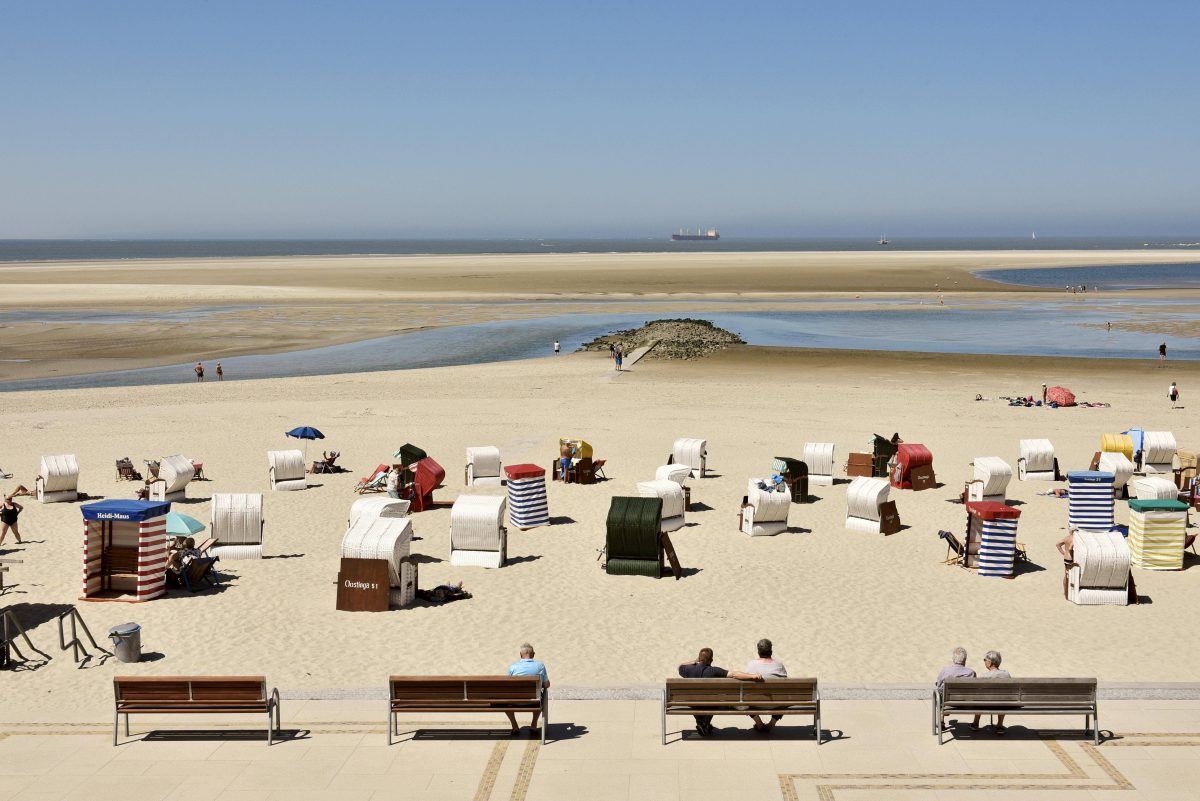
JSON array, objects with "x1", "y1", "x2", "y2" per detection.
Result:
[{"x1": 1, "y1": 698, "x2": 1198, "y2": 800}]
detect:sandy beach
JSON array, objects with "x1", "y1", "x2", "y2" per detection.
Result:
[
  {"x1": 2, "y1": 343, "x2": 1196, "y2": 723},
  {"x1": 1, "y1": 249, "x2": 1198, "y2": 382}
]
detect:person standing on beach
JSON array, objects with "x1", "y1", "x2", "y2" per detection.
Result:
[
  {"x1": 614, "y1": 348, "x2": 623, "y2": 372},
  {"x1": 1170, "y1": 381, "x2": 1180, "y2": 408},
  {"x1": 1041, "y1": 384, "x2": 1048, "y2": 405},
  {"x1": 194, "y1": 362, "x2": 205, "y2": 382},
  {"x1": 0, "y1": 495, "x2": 24, "y2": 546},
  {"x1": 1159, "y1": 342, "x2": 1167, "y2": 366},
  {"x1": 553, "y1": 340, "x2": 560, "y2": 355},
  {"x1": 216, "y1": 362, "x2": 223, "y2": 381}
]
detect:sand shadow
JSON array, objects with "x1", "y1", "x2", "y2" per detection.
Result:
[
  {"x1": 407, "y1": 554, "x2": 444, "y2": 564},
  {"x1": 403, "y1": 722, "x2": 586, "y2": 743},
  {"x1": 677, "y1": 567, "x2": 702, "y2": 578},
  {"x1": 547, "y1": 516, "x2": 576, "y2": 525},
  {"x1": 138, "y1": 728, "x2": 309, "y2": 743},
  {"x1": 671, "y1": 723, "x2": 839, "y2": 743},
  {"x1": 262, "y1": 553, "x2": 305, "y2": 559},
  {"x1": 688, "y1": 502, "x2": 716, "y2": 512},
  {"x1": 942, "y1": 722, "x2": 1105, "y2": 743},
  {"x1": 1012, "y1": 559, "x2": 1046, "y2": 576},
  {"x1": 506, "y1": 555, "x2": 542, "y2": 566},
  {"x1": 785, "y1": 526, "x2": 812, "y2": 535}
]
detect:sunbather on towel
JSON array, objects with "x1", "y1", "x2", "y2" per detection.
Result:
[{"x1": 505, "y1": 643, "x2": 549, "y2": 735}]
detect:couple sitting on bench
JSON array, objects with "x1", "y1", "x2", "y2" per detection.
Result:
[{"x1": 677, "y1": 639, "x2": 787, "y2": 737}]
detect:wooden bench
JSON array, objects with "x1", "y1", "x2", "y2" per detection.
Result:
[
  {"x1": 934, "y1": 677, "x2": 1098, "y2": 744},
  {"x1": 387, "y1": 676, "x2": 547, "y2": 745},
  {"x1": 113, "y1": 676, "x2": 280, "y2": 745},
  {"x1": 662, "y1": 678, "x2": 822, "y2": 744}
]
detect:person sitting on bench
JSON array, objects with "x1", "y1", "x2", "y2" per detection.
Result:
[
  {"x1": 505, "y1": 643, "x2": 549, "y2": 736},
  {"x1": 743, "y1": 638, "x2": 788, "y2": 734},
  {"x1": 677, "y1": 647, "x2": 762, "y2": 737},
  {"x1": 936, "y1": 646, "x2": 976, "y2": 687},
  {"x1": 970, "y1": 650, "x2": 1011, "y2": 734}
]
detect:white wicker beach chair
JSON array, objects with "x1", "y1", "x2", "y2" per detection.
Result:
[
  {"x1": 449, "y1": 495, "x2": 507, "y2": 568},
  {"x1": 149, "y1": 454, "x2": 194, "y2": 502},
  {"x1": 341, "y1": 516, "x2": 413, "y2": 586},
  {"x1": 845, "y1": 476, "x2": 890, "y2": 533},
  {"x1": 1098, "y1": 452, "x2": 1135, "y2": 494},
  {"x1": 1129, "y1": 476, "x2": 1180, "y2": 501},
  {"x1": 654, "y1": 464, "x2": 692, "y2": 486},
  {"x1": 1068, "y1": 529, "x2": 1131, "y2": 606},
  {"x1": 268, "y1": 449, "x2": 307, "y2": 491},
  {"x1": 1140, "y1": 431, "x2": 1177, "y2": 474},
  {"x1": 670, "y1": 438, "x2": 707, "y2": 479},
  {"x1": 637, "y1": 479, "x2": 686, "y2": 533},
  {"x1": 803, "y1": 442, "x2": 835, "y2": 486},
  {"x1": 966, "y1": 456, "x2": 1012, "y2": 503},
  {"x1": 740, "y1": 479, "x2": 790, "y2": 537},
  {"x1": 35, "y1": 454, "x2": 79, "y2": 503},
  {"x1": 209, "y1": 493, "x2": 264, "y2": 560},
  {"x1": 348, "y1": 497, "x2": 410, "y2": 529},
  {"x1": 465, "y1": 446, "x2": 503, "y2": 487},
  {"x1": 1017, "y1": 438, "x2": 1056, "y2": 481}
]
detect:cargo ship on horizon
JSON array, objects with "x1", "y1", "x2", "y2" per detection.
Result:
[{"x1": 671, "y1": 227, "x2": 720, "y2": 241}]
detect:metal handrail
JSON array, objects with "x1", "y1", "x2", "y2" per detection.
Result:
[
  {"x1": 57, "y1": 606, "x2": 110, "y2": 665},
  {"x1": 2, "y1": 607, "x2": 51, "y2": 665}
]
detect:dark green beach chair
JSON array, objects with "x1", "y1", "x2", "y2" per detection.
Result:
[{"x1": 604, "y1": 496, "x2": 663, "y2": 578}]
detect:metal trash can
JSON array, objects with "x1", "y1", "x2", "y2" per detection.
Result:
[{"x1": 109, "y1": 622, "x2": 142, "y2": 663}]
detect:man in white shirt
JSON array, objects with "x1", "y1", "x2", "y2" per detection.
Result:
[{"x1": 744, "y1": 638, "x2": 788, "y2": 733}]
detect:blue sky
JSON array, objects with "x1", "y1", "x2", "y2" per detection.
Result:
[{"x1": 2, "y1": 1, "x2": 1198, "y2": 238}]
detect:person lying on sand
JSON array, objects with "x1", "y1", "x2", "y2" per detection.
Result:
[{"x1": 1038, "y1": 488, "x2": 1069, "y2": 497}]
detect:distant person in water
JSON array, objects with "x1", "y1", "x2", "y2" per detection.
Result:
[
  {"x1": 1159, "y1": 342, "x2": 1167, "y2": 366},
  {"x1": 553, "y1": 340, "x2": 560, "y2": 356},
  {"x1": 194, "y1": 362, "x2": 204, "y2": 382},
  {"x1": 216, "y1": 362, "x2": 223, "y2": 381}
]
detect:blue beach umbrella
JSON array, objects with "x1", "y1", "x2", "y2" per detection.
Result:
[
  {"x1": 165, "y1": 512, "x2": 205, "y2": 537},
  {"x1": 285, "y1": 426, "x2": 325, "y2": 461}
]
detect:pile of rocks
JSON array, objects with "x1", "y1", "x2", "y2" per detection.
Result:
[{"x1": 579, "y1": 318, "x2": 744, "y2": 360}]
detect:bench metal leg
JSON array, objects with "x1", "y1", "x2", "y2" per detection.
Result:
[
  {"x1": 387, "y1": 705, "x2": 392, "y2": 746},
  {"x1": 267, "y1": 711, "x2": 273, "y2": 746},
  {"x1": 125, "y1": 714, "x2": 130, "y2": 738},
  {"x1": 113, "y1": 709, "x2": 119, "y2": 746},
  {"x1": 542, "y1": 696, "x2": 548, "y2": 746},
  {"x1": 661, "y1": 694, "x2": 667, "y2": 746},
  {"x1": 816, "y1": 710, "x2": 821, "y2": 745}
]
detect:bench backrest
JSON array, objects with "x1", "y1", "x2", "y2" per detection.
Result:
[
  {"x1": 115, "y1": 676, "x2": 268, "y2": 705},
  {"x1": 942, "y1": 677, "x2": 1096, "y2": 707},
  {"x1": 389, "y1": 676, "x2": 542, "y2": 703},
  {"x1": 665, "y1": 678, "x2": 819, "y2": 705}
]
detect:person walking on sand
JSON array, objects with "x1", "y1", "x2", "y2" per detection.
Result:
[
  {"x1": 553, "y1": 340, "x2": 560, "y2": 356},
  {"x1": 1170, "y1": 381, "x2": 1180, "y2": 408},
  {"x1": 0, "y1": 495, "x2": 24, "y2": 546},
  {"x1": 194, "y1": 362, "x2": 205, "y2": 382},
  {"x1": 216, "y1": 362, "x2": 223, "y2": 381},
  {"x1": 614, "y1": 348, "x2": 623, "y2": 372},
  {"x1": 1159, "y1": 341, "x2": 1167, "y2": 366}
]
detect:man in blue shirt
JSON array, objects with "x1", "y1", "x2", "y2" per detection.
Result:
[{"x1": 506, "y1": 643, "x2": 550, "y2": 735}]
